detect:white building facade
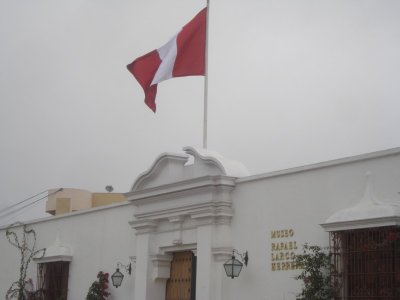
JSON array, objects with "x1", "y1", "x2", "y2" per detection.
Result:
[{"x1": 1, "y1": 146, "x2": 400, "y2": 300}]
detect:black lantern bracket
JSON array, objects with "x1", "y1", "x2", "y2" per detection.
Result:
[
  {"x1": 111, "y1": 257, "x2": 136, "y2": 288},
  {"x1": 233, "y1": 249, "x2": 249, "y2": 266},
  {"x1": 116, "y1": 261, "x2": 132, "y2": 275},
  {"x1": 223, "y1": 249, "x2": 249, "y2": 279}
]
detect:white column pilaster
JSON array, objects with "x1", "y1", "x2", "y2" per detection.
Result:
[
  {"x1": 129, "y1": 220, "x2": 164, "y2": 300},
  {"x1": 195, "y1": 223, "x2": 214, "y2": 300}
]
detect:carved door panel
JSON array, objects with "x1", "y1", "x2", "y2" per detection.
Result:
[{"x1": 165, "y1": 251, "x2": 196, "y2": 300}]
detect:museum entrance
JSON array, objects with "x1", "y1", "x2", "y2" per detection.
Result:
[{"x1": 165, "y1": 251, "x2": 196, "y2": 300}]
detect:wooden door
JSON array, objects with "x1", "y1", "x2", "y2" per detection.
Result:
[{"x1": 165, "y1": 251, "x2": 196, "y2": 300}]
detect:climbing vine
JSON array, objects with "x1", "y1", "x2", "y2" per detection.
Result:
[{"x1": 5, "y1": 223, "x2": 45, "y2": 300}]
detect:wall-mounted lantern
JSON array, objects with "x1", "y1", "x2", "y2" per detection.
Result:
[
  {"x1": 111, "y1": 261, "x2": 132, "y2": 288},
  {"x1": 223, "y1": 250, "x2": 249, "y2": 279}
]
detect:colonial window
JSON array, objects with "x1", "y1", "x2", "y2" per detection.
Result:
[
  {"x1": 37, "y1": 261, "x2": 70, "y2": 300},
  {"x1": 330, "y1": 226, "x2": 400, "y2": 299}
]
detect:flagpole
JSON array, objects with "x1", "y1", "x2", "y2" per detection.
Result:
[{"x1": 203, "y1": 0, "x2": 210, "y2": 149}]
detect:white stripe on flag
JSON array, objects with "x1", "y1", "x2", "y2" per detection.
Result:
[{"x1": 151, "y1": 33, "x2": 178, "y2": 85}]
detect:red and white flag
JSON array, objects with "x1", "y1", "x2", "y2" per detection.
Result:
[{"x1": 127, "y1": 8, "x2": 206, "y2": 112}]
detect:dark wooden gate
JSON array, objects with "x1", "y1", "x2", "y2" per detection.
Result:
[
  {"x1": 37, "y1": 261, "x2": 70, "y2": 300},
  {"x1": 165, "y1": 251, "x2": 196, "y2": 300}
]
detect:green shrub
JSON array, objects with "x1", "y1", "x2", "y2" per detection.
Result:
[{"x1": 295, "y1": 244, "x2": 339, "y2": 300}]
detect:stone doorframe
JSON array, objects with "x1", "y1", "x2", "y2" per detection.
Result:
[{"x1": 125, "y1": 148, "x2": 249, "y2": 300}]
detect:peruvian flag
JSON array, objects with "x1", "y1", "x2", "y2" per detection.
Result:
[{"x1": 127, "y1": 8, "x2": 206, "y2": 112}]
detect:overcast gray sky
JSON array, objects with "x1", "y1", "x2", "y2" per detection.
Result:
[{"x1": 1, "y1": 0, "x2": 400, "y2": 224}]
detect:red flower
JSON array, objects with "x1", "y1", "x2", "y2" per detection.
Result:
[{"x1": 387, "y1": 232, "x2": 398, "y2": 241}]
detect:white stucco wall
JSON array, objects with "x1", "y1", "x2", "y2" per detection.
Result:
[
  {"x1": 222, "y1": 149, "x2": 400, "y2": 300},
  {"x1": 1, "y1": 148, "x2": 399, "y2": 300},
  {"x1": 0, "y1": 202, "x2": 136, "y2": 300}
]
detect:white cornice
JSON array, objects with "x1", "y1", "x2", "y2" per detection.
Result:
[
  {"x1": 237, "y1": 147, "x2": 400, "y2": 184},
  {"x1": 132, "y1": 202, "x2": 234, "y2": 226},
  {"x1": 0, "y1": 201, "x2": 132, "y2": 231},
  {"x1": 321, "y1": 216, "x2": 400, "y2": 232},
  {"x1": 129, "y1": 175, "x2": 236, "y2": 234},
  {"x1": 212, "y1": 247, "x2": 234, "y2": 261},
  {"x1": 159, "y1": 243, "x2": 197, "y2": 254},
  {"x1": 34, "y1": 255, "x2": 73, "y2": 263},
  {"x1": 129, "y1": 219, "x2": 158, "y2": 234},
  {"x1": 125, "y1": 175, "x2": 236, "y2": 203}
]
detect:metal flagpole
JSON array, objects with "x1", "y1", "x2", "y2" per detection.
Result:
[{"x1": 203, "y1": 0, "x2": 210, "y2": 149}]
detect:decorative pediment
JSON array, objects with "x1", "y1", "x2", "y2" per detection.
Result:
[
  {"x1": 130, "y1": 146, "x2": 249, "y2": 192},
  {"x1": 322, "y1": 172, "x2": 400, "y2": 231},
  {"x1": 34, "y1": 233, "x2": 72, "y2": 263}
]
